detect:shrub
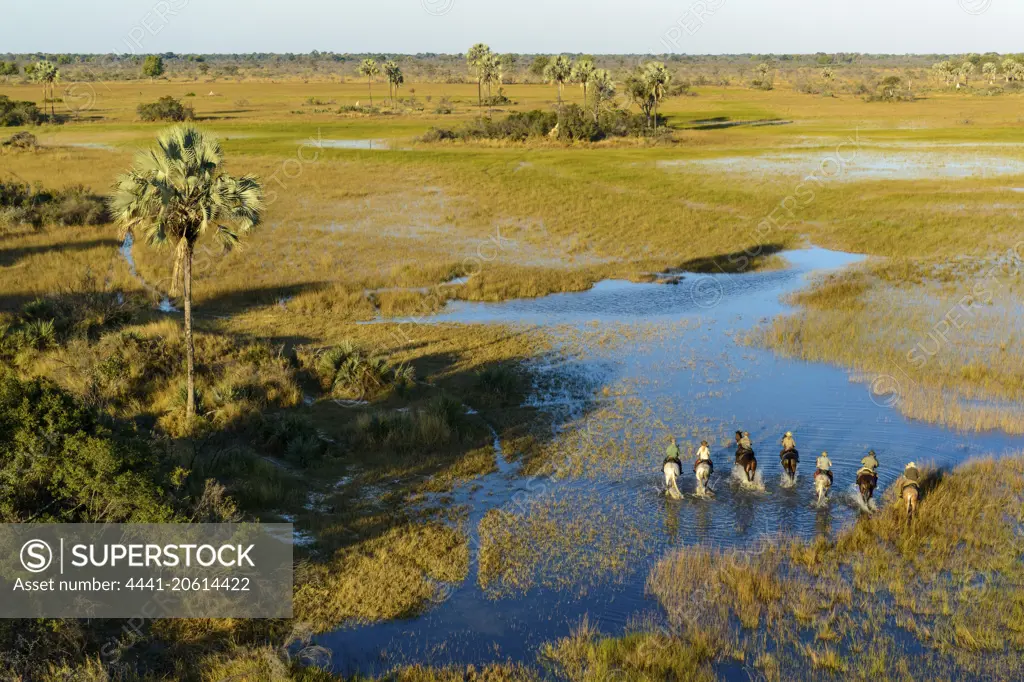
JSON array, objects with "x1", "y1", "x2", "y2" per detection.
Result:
[
  {"x1": 0, "y1": 95, "x2": 44, "y2": 126},
  {"x1": 137, "y1": 95, "x2": 195, "y2": 122},
  {"x1": 0, "y1": 374, "x2": 177, "y2": 523},
  {"x1": 1, "y1": 131, "x2": 37, "y2": 149},
  {"x1": 418, "y1": 106, "x2": 663, "y2": 144},
  {"x1": 312, "y1": 341, "x2": 414, "y2": 400},
  {"x1": 0, "y1": 181, "x2": 109, "y2": 228}
]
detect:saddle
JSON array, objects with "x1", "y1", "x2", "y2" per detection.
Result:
[
  {"x1": 856, "y1": 467, "x2": 877, "y2": 481},
  {"x1": 664, "y1": 456, "x2": 682, "y2": 469},
  {"x1": 695, "y1": 458, "x2": 714, "y2": 475},
  {"x1": 901, "y1": 479, "x2": 920, "y2": 493},
  {"x1": 815, "y1": 469, "x2": 834, "y2": 484},
  {"x1": 735, "y1": 447, "x2": 754, "y2": 464},
  {"x1": 780, "y1": 448, "x2": 799, "y2": 462}
]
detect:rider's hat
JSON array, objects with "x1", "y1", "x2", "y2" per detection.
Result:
[
  {"x1": 821, "y1": 450, "x2": 828, "y2": 456},
  {"x1": 906, "y1": 461, "x2": 916, "y2": 469},
  {"x1": 701, "y1": 440, "x2": 708, "y2": 445},
  {"x1": 785, "y1": 431, "x2": 792, "y2": 437},
  {"x1": 868, "y1": 450, "x2": 876, "y2": 456}
]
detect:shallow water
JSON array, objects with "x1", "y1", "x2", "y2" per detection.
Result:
[
  {"x1": 661, "y1": 150, "x2": 1024, "y2": 181},
  {"x1": 320, "y1": 247, "x2": 1024, "y2": 676},
  {"x1": 318, "y1": 138, "x2": 390, "y2": 150}
]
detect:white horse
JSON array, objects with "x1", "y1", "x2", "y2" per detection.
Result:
[
  {"x1": 663, "y1": 459, "x2": 683, "y2": 499},
  {"x1": 814, "y1": 470, "x2": 832, "y2": 505},
  {"x1": 695, "y1": 460, "x2": 712, "y2": 497}
]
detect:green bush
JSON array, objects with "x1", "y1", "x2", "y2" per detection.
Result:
[
  {"x1": 0, "y1": 375, "x2": 177, "y2": 523},
  {"x1": 0, "y1": 181, "x2": 109, "y2": 228},
  {"x1": 313, "y1": 341, "x2": 414, "y2": 400},
  {"x1": 420, "y1": 105, "x2": 663, "y2": 143},
  {"x1": 137, "y1": 95, "x2": 195, "y2": 122},
  {"x1": 0, "y1": 95, "x2": 43, "y2": 126}
]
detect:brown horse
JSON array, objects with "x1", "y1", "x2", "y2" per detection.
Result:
[
  {"x1": 856, "y1": 468, "x2": 878, "y2": 506},
  {"x1": 780, "y1": 449, "x2": 799, "y2": 482},
  {"x1": 902, "y1": 481, "x2": 920, "y2": 524},
  {"x1": 736, "y1": 448, "x2": 757, "y2": 483}
]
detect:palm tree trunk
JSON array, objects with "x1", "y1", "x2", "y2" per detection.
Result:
[
  {"x1": 653, "y1": 95, "x2": 659, "y2": 132},
  {"x1": 183, "y1": 242, "x2": 196, "y2": 421},
  {"x1": 477, "y1": 77, "x2": 482, "y2": 110},
  {"x1": 368, "y1": 76, "x2": 373, "y2": 106}
]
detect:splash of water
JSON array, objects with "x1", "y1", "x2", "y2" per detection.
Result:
[
  {"x1": 731, "y1": 465, "x2": 766, "y2": 491},
  {"x1": 779, "y1": 472, "x2": 799, "y2": 489}
]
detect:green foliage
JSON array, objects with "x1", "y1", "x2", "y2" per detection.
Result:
[
  {"x1": 258, "y1": 412, "x2": 329, "y2": 465},
  {"x1": 0, "y1": 94, "x2": 44, "y2": 126},
  {"x1": 137, "y1": 95, "x2": 195, "y2": 122},
  {"x1": 142, "y1": 54, "x2": 165, "y2": 79},
  {"x1": 420, "y1": 105, "x2": 664, "y2": 143},
  {"x1": 529, "y1": 55, "x2": 550, "y2": 78},
  {"x1": 0, "y1": 181, "x2": 109, "y2": 228},
  {"x1": 0, "y1": 375, "x2": 177, "y2": 522},
  {"x1": 0, "y1": 61, "x2": 19, "y2": 77},
  {"x1": 313, "y1": 341, "x2": 414, "y2": 400}
]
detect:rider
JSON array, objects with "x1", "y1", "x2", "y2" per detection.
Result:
[
  {"x1": 902, "y1": 461, "x2": 921, "y2": 490},
  {"x1": 781, "y1": 431, "x2": 797, "y2": 454},
  {"x1": 815, "y1": 450, "x2": 834, "y2": 484},
  {"x1": 694, "y1": 440, "x2": 713, "y2": 473},
  {"x1": 738, "y1": 431, "x2": 753, "y2": 451},
  {"x1": 665, "y1": 437, "x2": 681, "y2": 465},
  {"x1": 860, "y1": 450, "x2": 880, "y2": 474}
]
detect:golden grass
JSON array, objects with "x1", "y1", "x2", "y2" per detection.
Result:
[
  {"x1": 753, "y1": 258, "x2": 1024, "y2": 432},
  {"x1": 294, "y1": 521, "x2": 468, "y2": 629},
  {"x1": 644, "y1": 456, "x2": 1024, "y2": 679}
]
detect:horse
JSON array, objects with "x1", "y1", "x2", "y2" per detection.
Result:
[
  {"x1": 814, "y1": 469, "x2": 833, "y2": 505},
  {"x1": 902, "y1": 480, "x2": 920, "y2": 524},
  {"x1": 780, "y1": 448, "x2": 799, "y2": 482},
  {"x1": 735, "y1": 447, "x2": 757, "y2": 483},
  {"x1": 856, "y1": 467, "x2": 878, "y2": 507},
  {"x1": 663, "y1": 457, "x2": 683, "y2": 499},
  {"x1": 695, "y1": 459, "x2": 713, "y2": 496}
]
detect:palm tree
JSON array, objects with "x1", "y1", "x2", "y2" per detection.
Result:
[
  {"x1": 358, "y1": 59, "x2": 379, "y2": 106},
  {"x1": 480, "y1": 54, "x2": 501, "y2": 115},
  {"x1": 959, "y1": 61, "x2": 975, "y2": 88},
  {"x1": 571, "y1": 58, "x2": 596, "y2": 107},
  {"x1": 591, "y1": 68, "x2": 615, "y2": 122},
  {"x1": 982, "y1": 62, "x2": 997, "y2": 85},
  {"x1": 109, "y1": 125, "x2": 264, "y2": 422},
  {"x1": 1002, "y1": 58, "x2": 1019, "y2": 83},
  {"x1": 644, "y1": 62, "x2": 672, "y2": 131},
  {"x1": 466, "y1": 43, "x2": 492, "y2": 110},
  {"x1": 383, "y1": 60, "x2": 403, "y2": 105},
  {"x1": 32, "y1": 60, "x2": 59, "y2": 119},
  {"x1": 544, "y1": 55, "x2": 573, "y2": 110}
]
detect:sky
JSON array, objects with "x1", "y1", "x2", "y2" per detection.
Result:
[{"x1": 2, "y1": 0, "x2": 1020, "y2": 55}]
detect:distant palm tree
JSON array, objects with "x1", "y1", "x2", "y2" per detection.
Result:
[
  {"x1": 644, "y1": 62, "x2": 672, "y2": 131},
  {"x1": 358, "y1": 58, "x2": 380, "y2": 106},
  {"x1": 109, "y1": 125, "x2": 264, "y2": 422},
  {"x1": 591, "y1": 68, "x2": 616, "y2": 121},
  {"x1": 544, "y1": 55, "x2": 573, "y2": 110},
  {"x1": 32, "y1": 60, "x2": 59, "y2": 119},
  {"x1": 466, "y1": 43, "x2": 492, "y2": 110},
  {"x1": 480, "y1": 54, "x2": 502, "y2": 115},
  {"x1": 383, "y1": 60, "x2": 403, "y2": 105},
  {"x1": 571, "y1": 58, "x2": 596, "y2": 107},
  {"x1": 1001, "y1": 58, "x2": 1019, "y2": 83},
  {"x1": 982, "y1": 61, "x2": 997, "y2": 85},
  {"x1": 959, "y1": 61, "x2": 975, "y2": 88}
]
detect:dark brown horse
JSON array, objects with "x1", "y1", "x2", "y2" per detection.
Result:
[
  {"x1": 736, "y1": 447, "x2": 757, "y2": 483},
  {"x1": 856, "y1": 468, "x2": 878, "y2": 505},
  {"x1": 780, "y1": 449, "x2": 799, "y2": 481}
]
